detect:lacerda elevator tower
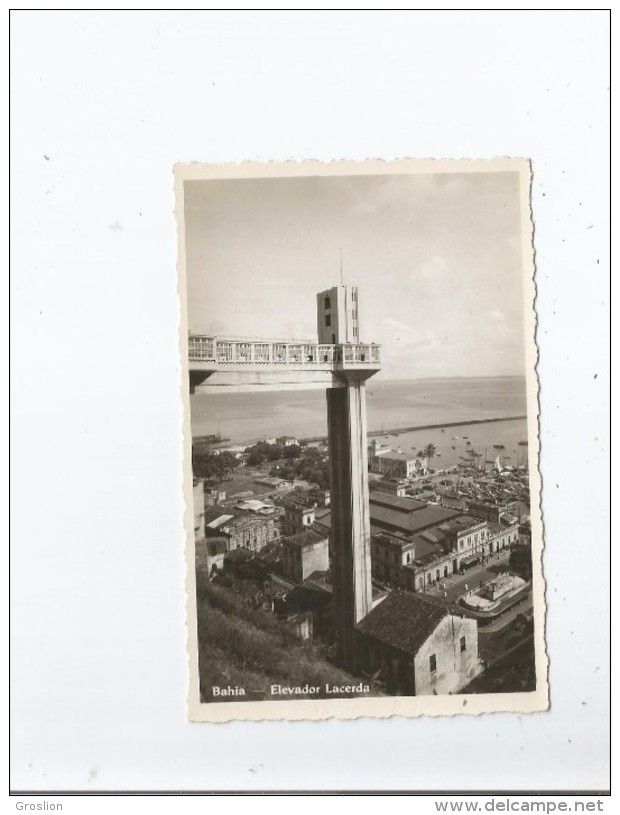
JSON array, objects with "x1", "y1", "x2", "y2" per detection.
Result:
[{"x1": 317, "y1": 285, "x2": 379, "y2": 671}]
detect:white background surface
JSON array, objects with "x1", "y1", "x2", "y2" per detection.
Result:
[{"x1": 10, "y1": 10, "x2": 610, "y2": 792}]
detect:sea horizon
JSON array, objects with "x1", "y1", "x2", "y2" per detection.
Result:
[
  {"x1": 190, "y1": 375, "x2": 528, "y2": 454},
  {"x1": 371, "y1": 374, "x2": 526, "y2": 382}
]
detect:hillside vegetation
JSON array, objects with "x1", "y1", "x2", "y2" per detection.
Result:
[{"x1": 195, "y1": 575, "x2": 375, "y2": 702}]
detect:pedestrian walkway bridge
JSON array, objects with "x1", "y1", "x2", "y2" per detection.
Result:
[{"x1": 188, "y1": 335, "x2": 381, "y2": 392}]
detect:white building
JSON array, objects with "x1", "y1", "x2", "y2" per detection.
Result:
[
  {"x1": 358, "y1": 591, "x2": 482, "y2": 695},
  {"x1": 276, "y1": 436, "x2": 298, "y2": 447},
  {"x1": 368, "y1": 440, "x2": 428, "y2": 480},
  {"x1": 316, "y1": 284, "x2": 361, "y2": 345},
  {"x1": 485, "y1": 520, "x2": 521, "y2": 555}
]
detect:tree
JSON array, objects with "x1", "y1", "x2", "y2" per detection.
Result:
[
  {"x1": 218, "y1": 451, "x2": 241, "y2": 476},
  {"x1": 283, "y1": 444, "x2": 302, "y2": 460},
  {"x1": 301, "y1": 446, "x2": 322, "y2": 462},
  {"x1": 192, "y1": 451, "x2": 225, "y2": 481},
  {"x1": 246, "y1": 450, "x2": 265, "y2": 467},
  {"x1": 422, "y1": 443, "x2": 437, "y2": 463},
  {"x1": 192, "y1": 450, "x2": 240, "y2": 481},
  {"x1": 310, "y1": 463, "x2": 330, "y2": 490},
  {"x1": 193, "y1": 449, "x2": 242, "y2": 482},
  {"x1": 244, "y1": 441, "x2": 282, "y2": 466},
  {"x1": 509, "y1": 543, "x2": 533, "y2": 582}
]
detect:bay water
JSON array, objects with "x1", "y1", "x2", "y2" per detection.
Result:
[{"x1": 190, "y1": 376, "x2": 529, "y2": 469}]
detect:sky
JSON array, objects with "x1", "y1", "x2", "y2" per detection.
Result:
[{"x1": 183, "y1": 170, "x2": 527, "y2": 380}]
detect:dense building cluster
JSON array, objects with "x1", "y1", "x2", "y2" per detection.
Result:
[{"x1": 193, "y1": 460, "x2": 528, "y2": 697}]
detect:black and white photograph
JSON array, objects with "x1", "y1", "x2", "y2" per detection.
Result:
[
  {"x1": 177, "y1": 159, "x2": 548, "y2": 722},
  {"x1": 11, "y1": 8, "x2": 610, "y2": 798}
]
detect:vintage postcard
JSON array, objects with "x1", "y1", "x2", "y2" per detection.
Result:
[{"x1": 176, "y1": 159, "x2": 548, "y2": 722}]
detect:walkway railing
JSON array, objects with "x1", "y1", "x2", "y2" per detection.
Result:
[{"x1": 188, "y1": 335, "x2": 381, "y2": 369}]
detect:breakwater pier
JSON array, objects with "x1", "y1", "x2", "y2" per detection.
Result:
[{"x1": 299, "y1": 414, "x2": 527, "y2": 445}]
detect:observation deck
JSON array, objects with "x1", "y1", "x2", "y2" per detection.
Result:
[{"x1": 188, "y1": 335, "x2": 381, "y2": 392}]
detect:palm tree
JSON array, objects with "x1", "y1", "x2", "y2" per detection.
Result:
[{"x1": 422, "y1": 443, "x2": 437, "y2": 463}]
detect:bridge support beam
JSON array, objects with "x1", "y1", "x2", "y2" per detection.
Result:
[
  {"x1": 189, "y1": 370, "x2": 214, "y2": 394},
  {"x1": 191, "y1": 370, "x2": 346, "y2": 394},
  {"x1": 326, "y1": 372, "x2": 375, "y2": 672}
]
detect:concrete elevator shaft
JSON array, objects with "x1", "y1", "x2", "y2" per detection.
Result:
[{"x1": 327, "y1": 371, "x2": 376, "y2": 671}]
